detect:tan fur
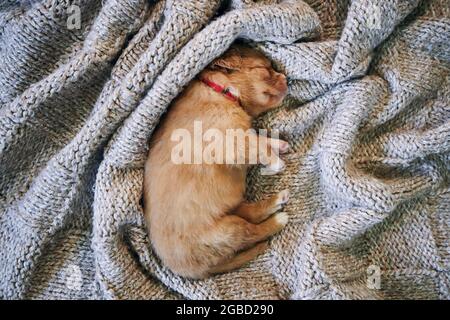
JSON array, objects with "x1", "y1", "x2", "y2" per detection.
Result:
[{"x1": 143, "y1": 44, "x2": 290, "y2": 279}]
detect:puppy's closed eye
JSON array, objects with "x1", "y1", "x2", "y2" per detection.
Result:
[{"x1": 258, "y1": 68, "x2": 271, "y2": 80}]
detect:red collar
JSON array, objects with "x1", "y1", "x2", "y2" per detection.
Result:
[{"x1": 199, "y1": 77, "x2": 239, "y2": 103}]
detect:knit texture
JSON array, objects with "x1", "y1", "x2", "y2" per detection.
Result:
[{"x1": 0, "y1": 0, "x2": 449, "y2": 299}]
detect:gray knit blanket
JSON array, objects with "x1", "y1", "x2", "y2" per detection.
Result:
[{"x1": 0, "y1": 0, "x2": 449, "y2": 300}]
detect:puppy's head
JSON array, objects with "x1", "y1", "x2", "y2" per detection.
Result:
[{"x1": 207, "y1": 44, "x2": 288, "y2": 117}]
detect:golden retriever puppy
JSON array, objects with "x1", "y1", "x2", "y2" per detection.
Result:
[{"x1": 144, "y1": 44, "x2": 290, "y2": 279}]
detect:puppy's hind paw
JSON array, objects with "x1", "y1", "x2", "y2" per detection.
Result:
[
  {"x1": 268, "y1": 189, "x2": 290, "y2": 214},
  {"x1": 275, "y1": 212, "x2": 289, "y2": 227},
  {"x1": 276, "y1": 189, "x2": 290, "y2": 205}
]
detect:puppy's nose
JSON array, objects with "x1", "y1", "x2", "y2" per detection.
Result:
[{"x1": 276, "y1": 73, "x2": 288, "y2": 93}]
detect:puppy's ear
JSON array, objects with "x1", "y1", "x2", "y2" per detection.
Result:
[{"x1": 208, "y1": 47, "x2": 242, "y2": 72}]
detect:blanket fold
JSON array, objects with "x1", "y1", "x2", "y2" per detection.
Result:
[{"x1": 0, "y1": 0, "x2": 449, "y2": 299}]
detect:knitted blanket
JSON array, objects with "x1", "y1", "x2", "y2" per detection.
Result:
[{"x1": 0, "y1": 0, "x2": 449, "y2": 299}]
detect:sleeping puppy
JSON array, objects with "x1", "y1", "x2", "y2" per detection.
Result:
[{"x1": 144, "y1": 44, "x2": 290, "y2": 279}]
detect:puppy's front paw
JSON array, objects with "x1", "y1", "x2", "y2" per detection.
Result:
[
  {"x1": 260, "y1": 158, "x2": 285, "y2": 176},
  {"x1": 268, "y1": 138, "x2": 290, "y2": 154},
  {"x1": 277, "y1": 140, "x2": 290, "y2": 154}
]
